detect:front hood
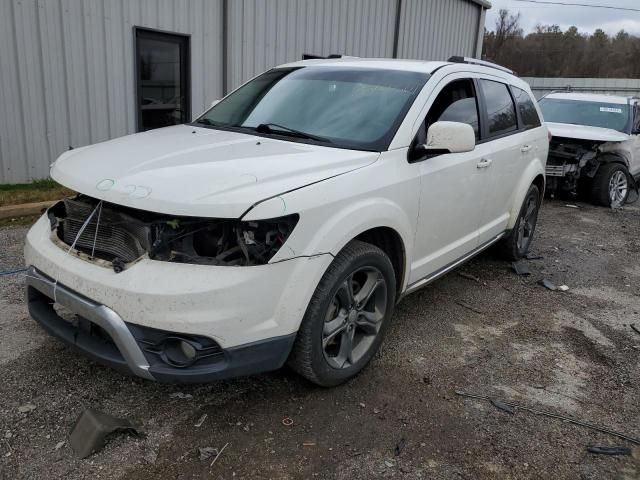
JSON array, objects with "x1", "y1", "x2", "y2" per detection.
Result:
[
  {"x1": 547, "y1": 122, "x2": 630, "y2": 143},
  {"x1": 51, "y1": 125, "x2": 379, "y2": 218}
]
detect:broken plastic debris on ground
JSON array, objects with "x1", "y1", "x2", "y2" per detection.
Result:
[
  {"x1": 538, "y1": 278, "x2": 570, "y2": 292},
  {"x1": 511, "y1": 260, "x2": 531, "y2": 276},
  {"x1": 68, "y1": 409, "x2": 142, "y2": 459}
]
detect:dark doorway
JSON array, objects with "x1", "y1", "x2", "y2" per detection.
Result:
[{"x1": 135, "y1": 28, "x2": 190, "y2": 131}]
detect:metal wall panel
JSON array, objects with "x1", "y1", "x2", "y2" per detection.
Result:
[
  {"x1": 0, "y1": 0, "x2": 224, "y2": 183},
  {"x1": 0, "y1": 0, "x2": 484, "y2": 183},
  {"x1": 226, "y1": 0, "x2": 399, "y2": 91},
  {"x1": 396, "y1": 0, "x2": 482, "y2": 62},
  {"x1": 523, "y1": 77, "x2": 640, "y2": 99}
]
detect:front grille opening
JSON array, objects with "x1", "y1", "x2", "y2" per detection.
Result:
[
  {"x1": 54, "y1": 197, "x2": 153, "y2": 263},
  {"x1": 53, "y1": 303, "x2": 77, "y2": 324},
  {"x1": 27, "y1": 285, "x2": 130, "y2": 373},
  {"x1": 29, "y1": 286, "x2": 119, "y2": 351},
  {"x1": 48, "y1": 194, "x2": 295, "y2": 269},
  {"x1": 52, "y1": 304, "x2": 115, "y2": 346}
]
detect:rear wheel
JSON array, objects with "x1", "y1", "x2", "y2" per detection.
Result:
[
  {"x1": 288, "y1": 240, "x2": 396, "y2": 387},
  {"x1": 500, "y1": 184, "x2": 541, "y2": 261},
  {"x1": 591, "y1": 162, "x2": 630, "y2": 208}
]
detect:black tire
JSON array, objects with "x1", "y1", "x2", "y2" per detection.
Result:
[
  {"x1": 500, "y1": 184, "x2": 541, "y2": 261},
  {"x1": 288, "y1": 240, "x2": 396, "y2": 387},
  {"x1": 591, "y1": 162, "x2": 630, "y2": 208}
]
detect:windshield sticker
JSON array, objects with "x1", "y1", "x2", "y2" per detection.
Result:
[{"x1": 600, "y1": 107, "x2": 623, "y2": 114}]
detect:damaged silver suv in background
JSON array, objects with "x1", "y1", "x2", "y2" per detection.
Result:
[{"x1": 541, "y1": 92, "x2": 640, "y2": 207}]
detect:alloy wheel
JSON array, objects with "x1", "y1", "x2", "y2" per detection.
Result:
[
  {"x1": 322, "y1": 267, "x2": 388, "y2": 369},
  {"x1": 516, "y1": 194, "x2": 538, "y2": 253},
  {"x1": 608, "y1": 170, "x2": 628, "y2": 207}
]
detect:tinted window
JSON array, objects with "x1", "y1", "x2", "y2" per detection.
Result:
[
  {"x1": 424, "y1": 79, "x2": 480, "y2": 140},
  {"x1": 480, "y1": 80, "x2": 517, "y2": 137},
  {"x1": 197, "y1": 67, "x2": 430, "y2": 151},
  {"x1": 513, "y1": 87, "x2": 541, "y2": 130},
  {"x1": 634, "y1": 104, "x2": 640, "y2": 133}
]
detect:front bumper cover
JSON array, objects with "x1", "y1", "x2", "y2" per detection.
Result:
[
  {"x1": 24, "y1": 213, "x2": 332, "y2": 348},
  {"x1": 26, "y1": 267, "x2": 296, "y2": 383}
]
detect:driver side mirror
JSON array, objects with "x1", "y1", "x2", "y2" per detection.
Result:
[
  {"x1": 425, "y1": 121, "x2": 476, "y2": 154},
  {"x1": 411, "y1": 121, "x2": 476, "y2": 161}
]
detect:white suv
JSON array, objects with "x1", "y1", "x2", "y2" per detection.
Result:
[
  {"x1": 540, "y1": 92, "x2": 640, "y2": 208},
  {"x1": 24, "y1": 57, "x2": 548, "y2": 386}
]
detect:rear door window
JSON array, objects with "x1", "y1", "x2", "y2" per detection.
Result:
[
  {"x1": 479, "y1": 80, "x2": 517, "y2": 138},
  {"x1": 513, "y1": 87, "x2": 541, "y2": 130}
]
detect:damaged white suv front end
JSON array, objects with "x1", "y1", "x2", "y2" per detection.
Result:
[
  {"x1": 540, "y1": 93, "x2": 640, "y2": 207},
  {"x1": 24, "y1": 121, "x2": 381, "y2": 381}
]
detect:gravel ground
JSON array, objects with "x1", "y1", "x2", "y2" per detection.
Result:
[{"x1": 1, "y1": 199, "x2": 640, "y2": 480}]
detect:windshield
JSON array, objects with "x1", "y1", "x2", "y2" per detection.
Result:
[
  {"x1": 539, "y1": 98, "x2": 630, "y2": 133},
  {"x1": 195, "y1": 67, "x2": 430, "y2": 151}
]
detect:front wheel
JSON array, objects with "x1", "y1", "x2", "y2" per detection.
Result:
[
  {"x1": 500, "y1": 184, "x2": 541, "y2": 261},
  {"x1": 288, "y1": 240, "x2": 396, "y2": 387},
  {"x1": 591, "y1": 163, "x2": 630, "y2": 208}
]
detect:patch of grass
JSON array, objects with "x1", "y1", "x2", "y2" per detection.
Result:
[
  {"x1": 0, "y1": 178, "x2": 60, "y2": 192},
  {"x1": 0, "y1": 179, "x2": 74, "y2": 207}
]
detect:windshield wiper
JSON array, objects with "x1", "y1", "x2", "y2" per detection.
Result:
[{"x1": 254, "y1": 123, "x2": 332, "y2": 144}]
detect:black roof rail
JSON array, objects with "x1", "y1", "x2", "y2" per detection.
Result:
[
  {"x1": 302, "y1": 53, "x2": 348, "y2": 60},
  {"x1": 448, "y1": 56, "x2": 515, "y2": 75}
]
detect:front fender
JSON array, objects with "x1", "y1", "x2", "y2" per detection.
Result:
[
  {"x1": 598, "y1": 143, "x2": 632, "y2": 168},
  {"x1": 311, "y1": 199, "x2": 412, "y2": 255},
  {"x1": 507, "y1": 158, "x2": 545, "y2": 229},
  {"x1": 248, "y1": 194, "x2": 414, "y2": 264},
  {"x1": 242, "y1": 158, "x2": 420, "y2": 291}
]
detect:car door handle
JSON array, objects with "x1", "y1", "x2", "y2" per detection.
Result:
[
  {"x1": 477, "y1": 158, "x2": 493, "y2": 169},
  {"x1": 520, "y1": 144, "x2": 532, "y2": 153}
]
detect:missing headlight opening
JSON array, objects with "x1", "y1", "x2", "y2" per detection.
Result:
[{"x1": 49, "y1": 196, "x2": 298, "y2": 270}]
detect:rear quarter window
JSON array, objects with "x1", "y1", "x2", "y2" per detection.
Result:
[
  {"x1": 513, "y1": 87, "x2": 542, "y2": 130},
  {"x1": 479, "y1": 79, "x2": 518, "y2": 137}
]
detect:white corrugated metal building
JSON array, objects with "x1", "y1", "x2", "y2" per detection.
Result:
[{"x1": 0, "y1": 0, "x2": 490, "y2": 183}]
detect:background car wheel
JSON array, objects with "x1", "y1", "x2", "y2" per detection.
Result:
[
  {"x1": 591, "y1": 162, "x2": 630, "y2": 208},
  {"x1": 288, "y1": 240, "x2": 396, "y2": 387},
  {"x1": 500, "y1": 184, "x2": 541, "y2": 261}
]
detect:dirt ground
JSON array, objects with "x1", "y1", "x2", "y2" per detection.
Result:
[{"x1": 1, "y1": 199, "x2": 640, "y2": 480}]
